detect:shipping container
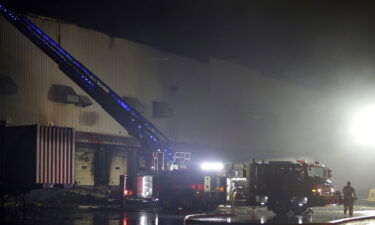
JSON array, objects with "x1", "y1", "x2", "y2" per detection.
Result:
[{"x1": 0, "y1": 124, "x2": 75, "y2": 191}]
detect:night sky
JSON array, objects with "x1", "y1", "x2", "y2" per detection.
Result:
[{"x1": 4, "y1": 0, "x2": 375, "y2": 192}]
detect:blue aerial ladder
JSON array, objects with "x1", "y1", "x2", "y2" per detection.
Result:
[{"x1": 0, "y1": 3, "x2": 173, "y2": 169}]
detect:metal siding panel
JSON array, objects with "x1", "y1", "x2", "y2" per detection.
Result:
[
  {"x1": 42, "y1": 126, "x2": 46, "y2": 183},
  {"x1": 61, "y1": 128, "x2": 66, "y2": 183},
  {"x1": 43, "y1": 127, "x2": 47, "y2": 183},
  {"x1": 57, "y1": 128, "x2": 60, "y2": 183},
  {"x1": 68, "y1": 129, "x2": 72, "y2": 184},
  {"x1": 54, "y1": 128, "x2": 58, "y2": 183},
  {"x1": 1, "y1": 15, "x2": 166, "y2": 136},
  {"x1": 63, "y1": 128, "x2": 67, "y2": 184},
  {"x1": 61, "y1": 129, "x2": 65, "y2": 183},
  {"x1": 71, "y1": 129, "x2": 75, "y2": 184},
  {"x1": 52, "y1": 127, "x2": 56, "y2": 183},
  {"x1": 34, "y1": 126, "x2": 74, "y2": 184},
  {"x1": 39, "y1": 126, "x2": 42, "y2": 183},
  {"x1": 56, "y1": 128, "x2": 59, "y2": 183},
  {"x1": 45, "y1": 127, "x2": 49, "y2": 183},
  {"x1": 47, "y1": 127, "x2": 51, "y2": 183},
  {"x1": 66, "y1": 129, "x2": 70, "y2": 184},
  {"x1": 53, "y1": 127, "x2": 57, "y2": 183},
  {"x1": 58, "y1": 128, "x2": 62, "y2": 183},
  {"x1": 43, "y1": 126, "x2": 48, "y2": 183},
  {"x1": 36, "y1": 125, "x2": 40, "y2": 183},
  {"x1": 54, "y1": 129, "x2": 57, "y2": 183},
  {"x1": 62, "y1": 129, "x2": 66, "y2": 183}
]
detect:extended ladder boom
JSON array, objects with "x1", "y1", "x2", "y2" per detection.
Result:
[{"x1": 0, "y1": 3, "x2": 172, "y2": 161}]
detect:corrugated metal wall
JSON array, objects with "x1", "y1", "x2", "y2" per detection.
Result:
[
  {"x1": 0, "y1": 13, "x2": 333, "y2": 161},
  {"x1": 36, "y1": 125, "x2": 75, "y2": 184},
  {"x1": 0, "y1": 15, "x2": 169, "y2": 136}
]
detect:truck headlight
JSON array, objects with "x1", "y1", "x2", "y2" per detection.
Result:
[{"x1": 200, "y1": 162, "x2": 224, "y2": 171}]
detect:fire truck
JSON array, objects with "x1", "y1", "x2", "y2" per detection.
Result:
[
  {"x1": 120, "y1": 154, "x2": 227, "y2": 210},
  {"x1": 226, "y1": 160, "x2": 342, "y2": 215}
]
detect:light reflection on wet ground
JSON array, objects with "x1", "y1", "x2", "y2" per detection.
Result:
[
  {"x1": 0, "y1": 209, "x2": 187, "y2": 225},
  {"x1": 1, "y1": 204, "x2": 375, "y2": 225},
  {"x1": 187, "y1": 205, "x2": 375, "y2": 224}
]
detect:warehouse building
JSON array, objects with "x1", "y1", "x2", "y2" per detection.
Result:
[{"x1": 0, "y1": 14, "x2": 331, "y2": 190}]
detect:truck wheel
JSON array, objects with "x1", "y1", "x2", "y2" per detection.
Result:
[{"x1": 270, "y1": 197, "x2": 291, "y2": 215}]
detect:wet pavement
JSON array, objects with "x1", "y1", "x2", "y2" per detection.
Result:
[
  {"x1": 186, "y1": 204, "x2": 375, "y2": 224},
  {"x1": 0, "y1": 209, "x2": 188, "y2": 225},
  {"x1": 1, "y1": 204, "x2": 375, "y2": 225}
]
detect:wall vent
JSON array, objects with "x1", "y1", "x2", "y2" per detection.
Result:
[
  {"x1": 48, "y1": 84, "x2": 79, "y2": 104},
  {"x1": 0, "y1": 74, "x2": 17, "y2": 95},
  {"x1": 79, "y1": 111, "x2": 98, "y2": 126},
  {"x1": 49, "y1": 84, "x2": 92, "y2": 107},
  {"x1": 77, "y1": 95, "x2": 93, "y2": 107}
]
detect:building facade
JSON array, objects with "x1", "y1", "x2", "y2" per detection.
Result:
[{"x1": 0, "y1": 14, "x2": 335, "y2": 189}]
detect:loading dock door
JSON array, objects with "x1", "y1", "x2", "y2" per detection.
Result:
[
  {"x1": 75, "y1": 151, "x2": 95, "y2": 186},
  {"x1": 109, "y1": 151, "x2": 128, "y2": 186}
]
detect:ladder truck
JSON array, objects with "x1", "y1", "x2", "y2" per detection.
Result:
[{"x1": 0, "y1": 2, "x2": 226, "y2": 210}]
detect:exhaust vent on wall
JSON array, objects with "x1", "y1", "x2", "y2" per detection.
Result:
[
  {"x1": 48, "y1": 84, "x2": 92, "y2": 107},
  {"x1": 49, "y1": 84, "x2": 79, "y2": 104},
  {"x1": 0, "y1": 74, "x2": 17, "y2": 95},
  {"x1": 77, "y1": 95, "x2": 93, "y2": 107},
  {"x1": 79, "y1": 111, "x2": 98, "y2": 126}
]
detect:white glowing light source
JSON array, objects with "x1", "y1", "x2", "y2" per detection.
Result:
[
  {"x1": 200, "y1": 162, "x2": 224, "y2": 171},
  {"x1": 351, "y1": 105, "x2": 375, "y2": 146}
]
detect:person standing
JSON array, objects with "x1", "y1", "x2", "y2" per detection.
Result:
[{"x1": 343, "y1": 181, "x2": 357, "y2": 216}]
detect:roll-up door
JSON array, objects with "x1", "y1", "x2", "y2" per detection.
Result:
[
  {"x1": 108, "y1": 150, "x2": 128, "y2": 186},
  {"x1": 74, "y1": 146, "x2": 95, "y2": 186}
]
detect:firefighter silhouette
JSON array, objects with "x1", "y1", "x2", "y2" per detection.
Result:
[
  {"x1": 139, "y1": 156, "x2": 147, "y2": 169},
  {"x1": 343, "y1": 181, "x2": 357, "y2": 216}
]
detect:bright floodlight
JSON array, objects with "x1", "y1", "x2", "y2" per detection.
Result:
[
  {"x1": 200, "y1": 162, "x2": 224, "y2": 171},
  {"x1": 351, "y1": 105, "x2": 375, "y2": 146}
]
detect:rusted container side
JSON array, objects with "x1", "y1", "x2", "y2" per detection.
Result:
[
  {"x1": 0, "y1": 124, "x2": 74, "y2": 188},
  {"x1": 36, "y1": 125, "x2": 75, "y2": 184}
]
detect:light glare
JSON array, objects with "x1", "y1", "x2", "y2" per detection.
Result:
[
  {"x1": 351, "y1": 105, "x2": 375, "y2": 146},
  {"x1": 201, "y1": 162, "x2": 224, "y2": 171}
]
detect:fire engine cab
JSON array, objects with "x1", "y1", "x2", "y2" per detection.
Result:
[{"x1": 226, "y1": 159, "x2": 341, "y2": 215}]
